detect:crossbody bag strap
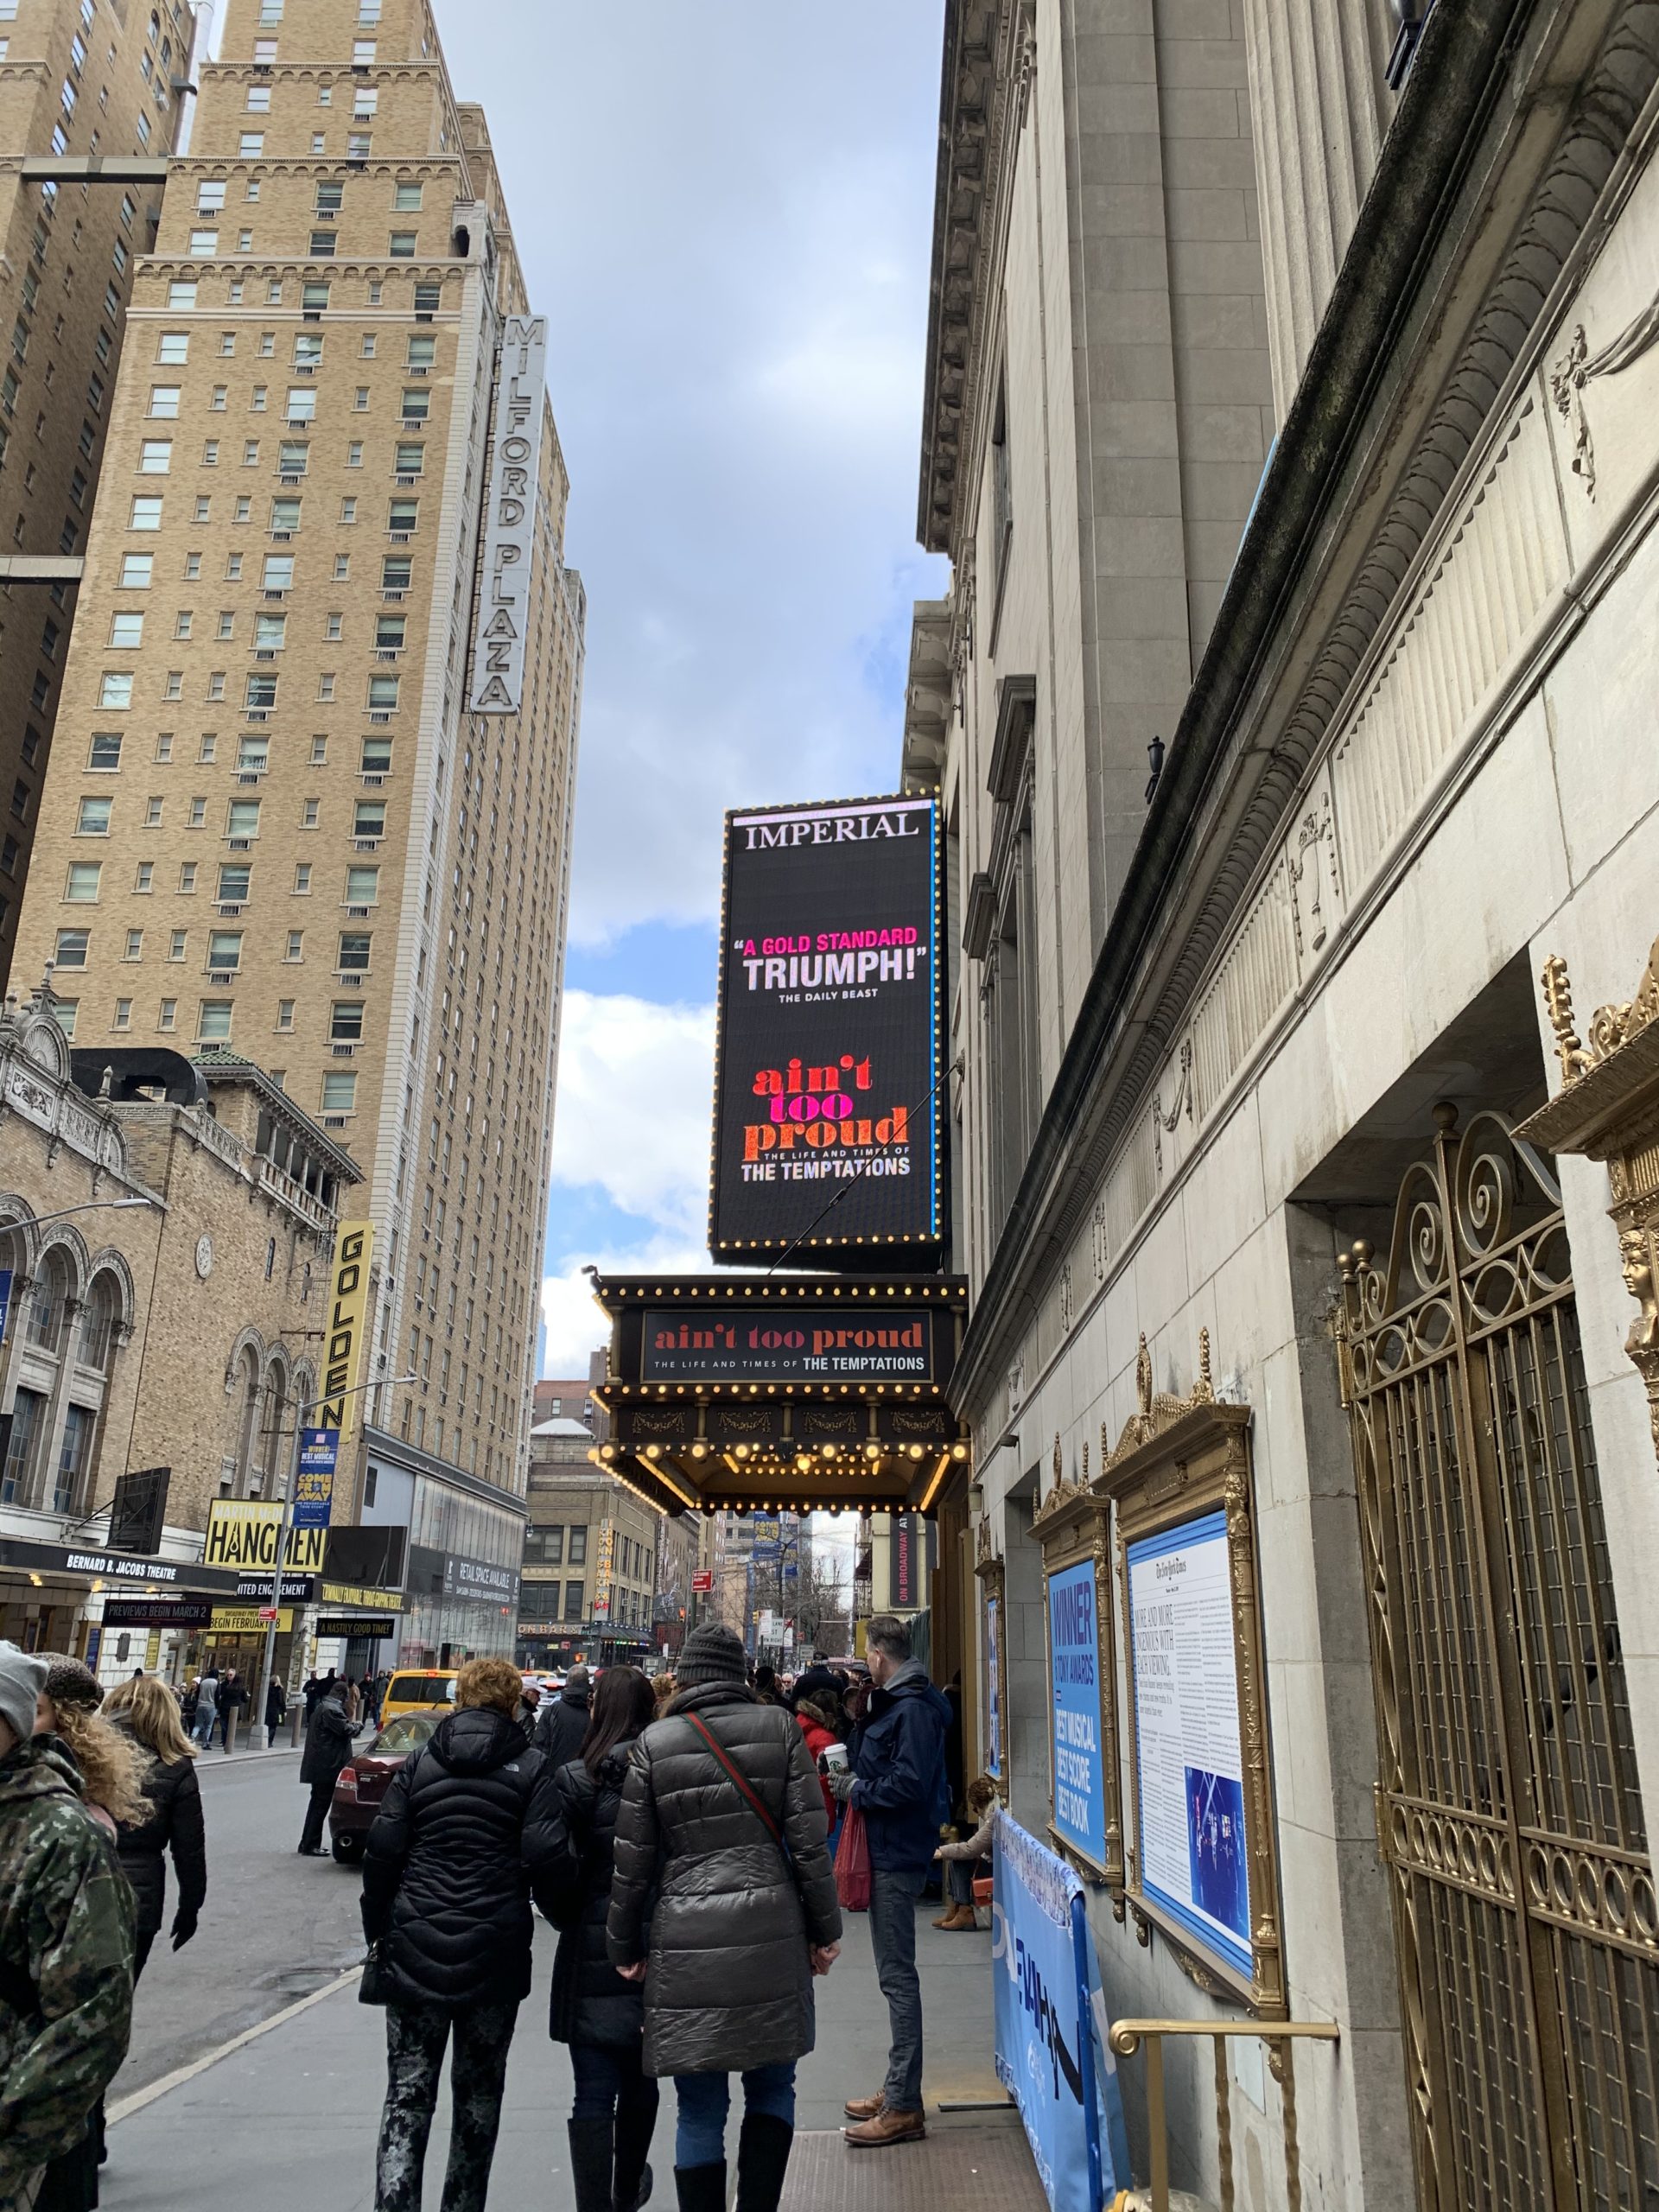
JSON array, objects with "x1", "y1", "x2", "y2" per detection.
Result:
[{"x1": 683, "y1": 1712, "x2": 784, "y2": 1850}]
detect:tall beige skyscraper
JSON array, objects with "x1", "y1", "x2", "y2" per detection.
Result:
[
  {"x1": 0, "y1": 0, "x2": 199, "y2": 980},
  {"x1": 11, "y1": 0, "x2": 583, "y2": 1654}
]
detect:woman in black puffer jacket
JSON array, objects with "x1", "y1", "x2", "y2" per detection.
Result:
[
  {"x1": 608, "y1": 1624, "x2": 842, "y2": 2212},
  {"x1": 362, "y1": 1657, "x2": 562, "y2": 2212},
  {"x1": 103, "y1": 1673, "x2": 207, "y2": 1977},
  {"x1": 543, "y1": 1665, "x2": 659, "y2": 2212}
]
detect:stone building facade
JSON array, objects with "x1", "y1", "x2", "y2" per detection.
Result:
[
  {"x1": 8, "y1": 0, "x2": 584, "y2": 1641},
  {"x1": 516, "y1": 1416, "x2": 660, "y2": 1671},
  {"x1": 0, "y1": 977, "x2": 351, "y2": 1688},
  {"x1": 0, "y1": 0, "x2": 200, "y2": 979},
  {"x1": 918, "y1": 2, "x2": 1659, "y2": 2208}
]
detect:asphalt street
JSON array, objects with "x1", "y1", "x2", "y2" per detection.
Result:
[{"x1": 102, "y1": 1751, "x2": 1024, "y2": 2211}]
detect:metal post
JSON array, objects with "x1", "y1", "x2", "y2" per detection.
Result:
[
  {"x1": 255, "y1": 1411, "x2": 306, "y2": 1742},
  {"x1": 1147, "y1": 2033, "x2": 1168, "y2": 2212}
]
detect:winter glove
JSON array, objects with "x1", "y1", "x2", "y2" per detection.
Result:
[
  {"x1": 826, "y1": 1765, "x2": 856, "y2": 1802},
  {"x1": 170, "y1": 1910, "x2": 199, "y2": 1951}
]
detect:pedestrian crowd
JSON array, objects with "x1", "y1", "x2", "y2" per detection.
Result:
[{"x1": 0, "y1": 1613, "x2": 995, "y2": 2212}]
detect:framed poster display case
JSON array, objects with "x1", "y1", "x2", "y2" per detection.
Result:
[
  {"x1": 1032, "y1": 1434, "x2": 1124, "y2": 1904},
  {"x1": 974, "y1": 1517, "x2": 1009, "y2": 1793},
  {"x1": 1101, "y1": 1333, "x2": 1287, "y2": 2017}
]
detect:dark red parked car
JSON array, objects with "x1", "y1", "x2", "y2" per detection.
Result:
[{"x1": 328, "y1": 1711, "x2": 439, "y2": 1863}]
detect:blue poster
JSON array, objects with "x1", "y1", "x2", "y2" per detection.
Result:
[
  {"x1": 0, "y1": 1268, "x2": 13, "y2": 1345},
  {"x1": 992, "y1": 1812, "x2": 1128, "y2": 2212},
  {"x1": 985, "y1": 1592, "x2": 1003, "y2": 1780},
  {"x1": 1047, "y1": 1558, "x2": 1107, "y2": 1872},
  {"x1": 294, "y1": 1427, "x2": 340, "y2": 1531},
  {"x1": 1126, "y1": 1509, "x2": 1253, "y2": 1980}
]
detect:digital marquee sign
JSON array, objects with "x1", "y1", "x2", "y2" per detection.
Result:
[
  {"x1": 640, "y1": 1306, "x2": 941, "y2": 1384},
  {"x1": 710, "y1": 795, "x2": 943, "y2": 1258}
]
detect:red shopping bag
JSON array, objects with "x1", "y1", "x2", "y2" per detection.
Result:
[{"x1": 836, "y1": 1802, "x2": 872, "y2": 1912}]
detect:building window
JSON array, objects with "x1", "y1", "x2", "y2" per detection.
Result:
[
  {"x1": 64, "y1": 863, "x2": 100, "y2": 902},
  {"x1": 89, "y1": 732, "x2": 123, "y2": 769},
  {"x1": 54, "y1": 928, "x2": 89, "y2": 969},
  {"x1": 75, "y1": 798, "x2": 111, "y2": 836},
  {"x1": 157, "y1": 999, "x2": 175, "y2": 1031},
  {"x1": 389, "y1": 232, "x2": 417, "y2": 258},
  {"x1": 1, "y1": 1389, "x2": 44, "y2": 1505},
  {"x1": 321, "y1": 1070, "x2": 356, "y2": 1113},
  {"x1": 139, "y1": 440, "x2": 172, "y2": 474},
  {"x1": 149, "y1": 385, "x2": 181, "y2": 418},
  {"x1": 569, "y1": 1527, "x2": 588, "y2": 1567},
  {"x1": 198, "y1": 1000, "x2": 232, "y2": 1040},
  {"x1": 118, "y1": 556, "x2": 152, "y2": 590}
]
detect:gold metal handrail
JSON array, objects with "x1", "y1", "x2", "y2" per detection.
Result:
[{"x1": 1107, "y1": 2018, "x2": 1340, "y2": 2212}]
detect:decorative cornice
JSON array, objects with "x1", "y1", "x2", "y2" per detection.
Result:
[
  {"x1": 951, "y1": 0, "x2": 1659, "y2": 1414},
  {"x1": 917, "y1": 0, "x2": 1020, "y2": 556}
]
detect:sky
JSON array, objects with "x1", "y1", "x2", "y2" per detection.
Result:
[{"x1": 429, "y1": 3, "x2": 950, "y2": 1373}]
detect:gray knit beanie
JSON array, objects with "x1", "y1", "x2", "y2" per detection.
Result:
[
  {"x1": 0, "y1": 1641, "x2": 46, "y2": 1745},
  {"x1": 674, "y1": 1623, "x2": 748, "y2": 1688}
]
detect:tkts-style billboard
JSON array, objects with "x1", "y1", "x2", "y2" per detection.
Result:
[{"x1": 711, "y1": 796, "x2": 944, "y2": 1259}]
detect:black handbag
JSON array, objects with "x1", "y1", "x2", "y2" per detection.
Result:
[{"x1": 358, "y1": 1936, "x2": 392, "y2": 2007}]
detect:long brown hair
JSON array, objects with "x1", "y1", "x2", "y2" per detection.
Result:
[
  {"x1": 46, "y1": 1699, "x2": 150, "y2": 1827},
  {"x1": 105, "y1": 1674, "x2": 196, "y2": 1764},
  {"x1": 582, "y1": 1666, "x2": 655, "y2": 1775}
]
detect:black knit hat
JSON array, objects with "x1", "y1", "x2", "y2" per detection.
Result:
[
  {"x1": 674, "y1": 1624, "x2": 747, "y2": 1687},
  {"x1": 41, "y1": 1656, "x2": 103, "y2": 1713}
]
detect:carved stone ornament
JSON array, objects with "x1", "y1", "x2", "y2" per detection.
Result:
[
  {"x1": 1548, "y1": 297, "x2": 1659, "y2": 499},
  {"x1": 1517, "y1": 943, "x2": 1659, "y2": 1460}
]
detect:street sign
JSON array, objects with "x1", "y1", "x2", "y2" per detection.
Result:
[
  {"x1": 257, "y1": 1605, "x2": 279, "y2": 1622},
  {"x1": 691, "y1": 1570, "x2": 713, "y2": 1592}
]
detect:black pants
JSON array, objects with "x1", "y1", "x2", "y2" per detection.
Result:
[
  {"x1": 374, "y1": 1999, "x2": 519, "y2": 2212},
  {"x1": 298, "y1": 1777, "x2": 334, "y2": 1852}
]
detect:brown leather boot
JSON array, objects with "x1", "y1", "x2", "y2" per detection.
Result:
[
  {"x1": 932, "y1": 1904, "x2": 975, "y2": 1929},
  {"x1": 842, "y1": 2092, "x2": 884, "y2": 2122},
  {"x1": 844, "y1": 2107, "x2": 927, "y2": 2148}
]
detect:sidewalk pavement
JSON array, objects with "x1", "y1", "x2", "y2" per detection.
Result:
[{"x1": 105, "y1": 1897, "x2": 1046, "y2": 2212}]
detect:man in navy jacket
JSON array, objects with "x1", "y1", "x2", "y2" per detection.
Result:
[{"x1": 833, "y1": 1613, "x2": 951, "y2": 2146}]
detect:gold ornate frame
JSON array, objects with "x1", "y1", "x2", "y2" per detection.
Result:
[
  {"x1": 974, "y1": 1516, "x2": 1009, "y2": 1795},
  {"x1": 1033, "y1": 1434, "x2": 1124, "y2": 1905},
  {"x1": 1099, "y1": 1333, "x2": 1287, "y2": 2018}
]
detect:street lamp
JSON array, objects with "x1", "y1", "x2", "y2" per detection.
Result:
[
  {"x1": 255, "y1": 1371, "x2": 416, "y2": 1733},
  {"x1": 3, "y1": 1196, "x2": 158, "y2": 1233}
]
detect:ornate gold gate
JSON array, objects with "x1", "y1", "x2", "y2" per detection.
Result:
[{"x1": 1336, "y1": 1107, "x2": 1659, "y2": 2212}]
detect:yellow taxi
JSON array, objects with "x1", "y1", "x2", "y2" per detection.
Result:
[{"x1": 379, "y1": 1669, "x2": 458, "y2": 1721}]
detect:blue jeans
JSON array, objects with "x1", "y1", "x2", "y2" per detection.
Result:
[
  {"x1": 192, "y1": 1706, "x2": 215, "y2": 1747},
  {"x1": 569, "y1": 2041, "x2": 658, "y2": 2129},
  {"x1": 869, "y1": 1866, "x2": 927, "y2": 2112},
  {"x1": 672, "y1": 2063, "x2": 795, "y2": 2170}
]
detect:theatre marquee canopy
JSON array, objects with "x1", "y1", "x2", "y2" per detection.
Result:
[{"x1": 588, "y1": 1274, "x2": 969, "y2": 1516}]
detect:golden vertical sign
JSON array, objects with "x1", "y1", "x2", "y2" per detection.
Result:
[{"x1": 319, "y1": 1220, "x2": 375, "y2": 1440}]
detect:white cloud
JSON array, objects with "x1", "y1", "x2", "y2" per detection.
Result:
[
  {"x1": 547, "y1": 990, "x2": 715, "y2": 1239},
  {"x1": 540, "y1": 1236, "x2": 709, "y2": 1377}
]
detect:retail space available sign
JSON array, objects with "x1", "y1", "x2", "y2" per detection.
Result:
[
  {"x1": 1127, "y1": 1510, "x2": 1252, "y2": 1981},
  {"x1": 992, "y1": 1813, "x2": 1129, "y2": 2212},
  {"x1": 641, "y1": 1305, "x2": 941, "y2": 1384},
  {"x1": 1048, "y1": 1559, "x2": 1108, "y2": 1873},
  {"x1": 294, "y1": 1429, "x2": 340, "y2": 1531},
  {"x1": 710, "y1": 796, "x2": 943, "y2": 1257},
  {"x1": 319, "y1": 1220, "x2": 374, "y2": 1440},
  {"x1": 470, "y1": 315, "x2": 548, "y2": 714},
  {"x1": 205, "y1": 1500, "x2": 326, "y2": 1576},
  {"x1": 986, "y1": 1591, "x2": 1004, "y2": 1781}
]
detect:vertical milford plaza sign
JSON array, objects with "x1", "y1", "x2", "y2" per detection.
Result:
[{"x1": 469, "y1": 315, "x2": 549, "y2": 715}]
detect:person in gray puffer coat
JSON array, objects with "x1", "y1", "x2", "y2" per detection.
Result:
[{"x1": 607, "y1": 1623, "x2": 842, "y2": 2212}]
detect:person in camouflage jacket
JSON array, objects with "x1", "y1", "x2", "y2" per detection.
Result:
[{"x1": 0, "y1": 1643, "x2": 136, "y2": 2212}]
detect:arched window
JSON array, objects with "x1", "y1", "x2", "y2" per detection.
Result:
[
  {"x1": 259, "y1": 1361, "x2": 289, "y2": 1495},
  {"x1": 233, "y1": 1345, "x2": 261, "y2": 1496},
  {"x1": 78, "y1": 1273, "x2": 120, "y2": 1372},
  {"x1": 28, "y1": 1251, "x2": 71, "y2": 1352}
]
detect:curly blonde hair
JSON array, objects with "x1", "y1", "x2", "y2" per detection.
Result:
[
  {"x1": 104, "y1": 1674, "x2": 196, "y2": 1764},
  {"x1": 48, "y1": 1699, "x2": 151, "y2": 1827},
  {"x1": 454, "y1": 1656, "x2": 522, "y2": 1716}
]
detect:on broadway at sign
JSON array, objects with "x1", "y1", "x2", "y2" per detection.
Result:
[
  {"x1": 641, "y1": 1306, "x2": 938, "y2": 1383},
  {"x1": 293, "y1": 1428, "x2": 340, "y2": 1531},
  {"x1": 1047, "y1": 1559, "x2": 1108, "y2": 1872},
  {"x1": 711, "y1": 795, "x2": 942, "y2": 1255}
]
